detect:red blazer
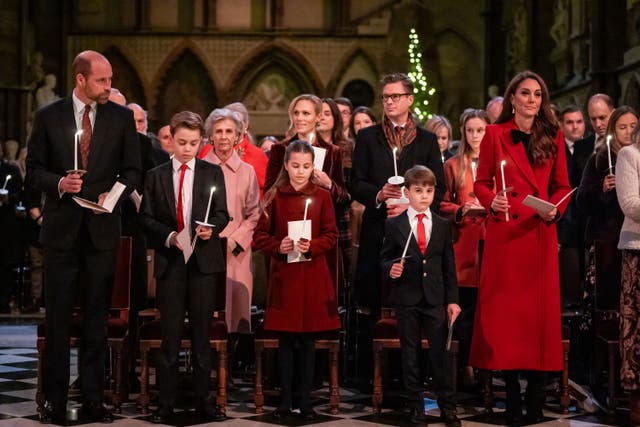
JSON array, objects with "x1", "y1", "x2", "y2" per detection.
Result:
[
  {"x1": 439, "y1": 156, "x2": 487, "y2": 287},
  {"x1": 469, "y1": 119, "x2": 571, "y2": 371},
  {"x1": 254, "y1": 182, "x2": 341, "y2": 332}
]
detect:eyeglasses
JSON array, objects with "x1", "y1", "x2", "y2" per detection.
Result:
[{"x1": 381, "y1": 93, "x2": 411, "y2": 102}]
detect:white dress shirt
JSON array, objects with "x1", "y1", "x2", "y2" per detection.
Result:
[
  {"x1": 72, "y1": 92, "x2": 96, "y2": 131},
  {"x1": 406, "y1": 205, "x2": 432, "y2": 247}
]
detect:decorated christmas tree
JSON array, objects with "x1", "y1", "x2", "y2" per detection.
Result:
[{"x1": 407, "y1": 28, "x2": 436, "y2": 121}]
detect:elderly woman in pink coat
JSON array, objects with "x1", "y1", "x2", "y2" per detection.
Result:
[{"x1": 202, "y1": 108, "x2": 261, "y2": 342}]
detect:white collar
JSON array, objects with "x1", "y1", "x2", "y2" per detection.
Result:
[
  {"x1": 172, "y1": 157, "x2": 196, "y2": 172},
  {"x1": 72, "y1": 91, "x2": 96, "y2": 114},
  {"x1": 407, "y1": 206, "x2": 431, "y2": 222}
]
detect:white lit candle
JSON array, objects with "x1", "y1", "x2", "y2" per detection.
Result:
[
  {"x1": 500, "y1": 160, "x2": 509, "y2": 222},
  {"x1": 204, "y1": 186, "x2": 215, "y2": 223},
  {"x1": 606, "y1": 134, "x2": 613, "y2": 172},
  {"x1": 401, "y1": 217, "x2": 416, "y2": 259},
  {"x1": 308, "y1": 132, "x2": 315, "y2": 145},
  {"x1": 471, "y1": 159, "x2": 478, "y2": 182},
  {"x1": 2, "y1": 175, "x2": 11, "y2": 190},
  {"x1": 74, "y1": 130, "x2": 83, "y2": 171},
  {"x1": 393, "y1": 146, "x2": 399, "y2": 177},
  {"x1": 302, "y1": 198, "x2": 312, "y2": 235}
]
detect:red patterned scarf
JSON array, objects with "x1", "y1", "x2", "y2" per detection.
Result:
[{"x1": 382, "y1": 111, "x2": 418, "y2": 152}]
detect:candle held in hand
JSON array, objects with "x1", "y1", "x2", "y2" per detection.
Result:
[
  {"x1": 606, "y1": 134, "x2": 613, "y2": 172},
  {"x1": 393, "y1": 146, "x2": 399, "y2": 177},
  {"x1": 302, "y1": 198, "x2": 312, "y2": 236},
  {"x1": 500, "y1": 160, "x2": 509, "y2": 222},
  {"x1": 2, "y1": 175, "x2": 11, "y2": 190},
  {"x1": 204, "y1": 186, "x2": 216, "y2": 223},
  {"x1": 74, "y1": 130, "x2": 83, "y2": 171}
]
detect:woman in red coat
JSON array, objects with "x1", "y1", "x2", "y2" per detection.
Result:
[
  {"x1": 439, "y1": 108, "x2": 489, "y2": 389},
  {"x1": 254, "y1": 140, "x2": 340, "y2": 420},
  {"x1": 469, "y1": 71, "x2": 571, "y2": 425}
]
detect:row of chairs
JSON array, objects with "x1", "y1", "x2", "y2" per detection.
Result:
[{"x1": 34, "y1": 237, "x2": 570, "y2": 416}]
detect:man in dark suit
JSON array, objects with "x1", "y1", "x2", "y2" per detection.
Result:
[
  {"x1": 558, "y1": 105, "x2": 594, "y2": 307},
  {"x1": 26, "y1": 50, "x2": 141, "y2": 424},
  {"x1": 381, "y1": 165, "x2": 460, "y2": 427},
  {"x1": 350, "y1": 72, "x2": 445, "y2": 317},
  {"x1": 140, "y1": 111, "x2": 229, "y2": 423}
]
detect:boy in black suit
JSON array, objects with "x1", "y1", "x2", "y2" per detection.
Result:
[
  {"x1": 140, "y1": 111, "x2": 229, "y2": 423},
  {"x1": 381, "y1": 165, "x2": 461, "y2": 427}
]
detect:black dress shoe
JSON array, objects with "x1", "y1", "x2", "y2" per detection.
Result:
[
  {"x1": 195, "y1": 404, "x2": 226, "y2": 422},
  {"x1": 151, "y1": 405, "x2": 173, "y2": 424},
  {"x1": 40, "y1": 402, "x2": 66, "y2": 425},
  {"x1": 409, "y1": 407, "x2": 427, "y2": 425},
  {"x1": 271, "y1": 408, "x2": 292, "y2": 420},
  {"x1": 441, "y1": 410, "x2": 461, "y2": 427},
  {"x1": 300, "y1": 408, "x2": 317, "y2": 421},
  {"x1": 81, "y1": 402, "x2": 114, "y2": 423}
]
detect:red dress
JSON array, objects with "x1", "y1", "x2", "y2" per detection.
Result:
[
  {"x1": 469, "y1": 120, "x2": 571, "y2": 371},
  {"x1": 440, "y1": 157, "x2": 487, "y2": 287},
  {"x1": 254, "y1": 182, "x2": 341, "y2": 332}
]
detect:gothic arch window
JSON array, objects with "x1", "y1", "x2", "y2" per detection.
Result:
[
  {"x1": 624, "y1": 74, "x2": 640, "y2": 113},
  {"x1": 102, "y1": 46, "x2": 146, "y2": 108},
  {"x1": 341, "y1": 79, "x2": 375, "y2": 108},
  {"x1": 152, "y1": 49, "x2": 217, "y2": 131}
]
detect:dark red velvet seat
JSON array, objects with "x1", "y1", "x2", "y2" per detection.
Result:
[
  {"x1": 253, "y1": 325, "x2": 340, "y2": 415},
  {"x1": 137, "y1": 238, "x2": 228, "y2": 415},
  {"x1": 372, "y1": 308, "x2": 459, "y2": 414},
  {"x1": 36, "y1": 237, "x2": 132, "y2": 413}
]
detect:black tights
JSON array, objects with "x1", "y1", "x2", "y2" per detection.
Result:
[
  {"x1": 503, "y1": 370, "x2": 547, "y2": 419},
  {"x1": 277, "y1": 332, "x2": 316, "y2": 411}
]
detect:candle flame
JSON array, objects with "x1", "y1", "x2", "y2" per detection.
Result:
[
  {"x1": 305, "y1": 198, "x2": 312, "y2": 206},
  {"x1": 6, "y1": 175, "x2": 11, "y2": 180},
  {"x1": 606, "y1": 134, "x2": 612, "y2": 143},
  {"x1": 75, "y1": 130, "x2": 83, "y2": 138},
  {"x1": 211, "y1": 186, "x2": 216, "y2": 192},
  {"x1": 500, "y1": 160, "x2": 506, "y2": 167},
  {"x1": 393, "y1": 147, "x2": 398, "y2": 154}
]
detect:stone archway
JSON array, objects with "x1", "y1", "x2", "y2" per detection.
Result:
[
  {"x1": 103, "y1": 46, "x2": 146, "y2": 108},
  {"x1": 151, "y1": 49, "x2": 217, "y2": 131}
]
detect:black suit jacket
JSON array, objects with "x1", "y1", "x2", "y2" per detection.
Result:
[
  {"x1": 380, "y1": 212, "x2": 458, "y2": 308},
  {"x1": 558, "y1": 134, "x2": 594, "y2": 245},
  {"x1": 349, "y1": 124, "x2": 445, "y2": 310},
  {"x1": 140, "y1": 158, "x2": 229, "y2": 278},
  {"x1": 26, "y1": 97, "x2": 141, "y2": 251}
]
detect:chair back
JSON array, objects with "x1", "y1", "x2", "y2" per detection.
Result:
[{"x1": 111, "y1": 236, "x2": 132, "y2": 311}]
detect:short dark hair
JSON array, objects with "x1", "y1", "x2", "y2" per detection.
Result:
[
  {"x1": 560, "y1": 105, "x2": 583, "y2": 122},
  {"x1": 170, "y1": 111, "x2": 204, "y2": 136},
  {"x1": 380, "y1": 73, "x2": 414, "y2": 93},
  {"x1": 404, "y1": 165, "x2": 436, "y2": 188},
  {"x1": 334, "y1": 97, "x2": 353, "y2": 112}
]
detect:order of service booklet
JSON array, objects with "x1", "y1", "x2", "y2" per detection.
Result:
[{"x1": 72, "y1": 181, "x2": 126, "y2": 213}]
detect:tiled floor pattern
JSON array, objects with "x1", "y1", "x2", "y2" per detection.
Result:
[{"x1": 0, "y1": 325, "x2": 631, "y2": 426}]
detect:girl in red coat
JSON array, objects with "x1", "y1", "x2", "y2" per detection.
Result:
[
  {"x1": 254, "y1": 140, "x2": 340, "y2": 420},
  {"x1": 470, "y1": 71, "x2": 571, "y2": 424},
  {"x1": 439, "y1": 108, "x2": 489, "y2": 392}
]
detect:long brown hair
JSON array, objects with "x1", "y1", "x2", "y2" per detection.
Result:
[
  {"x1": 262, "y1": 140, "x2": 316, "y2": 213},
  {"x1": 322, "y1": 97, "x2": 352, "y2": 168},
  {"x1": 606, "y1": 105, "x2": 639, "y2": 155},
  {"x1": 454, "y1": 109, "x2": 489, "y2": 189},
  {"x1": 496, "y1": 70, "x2": 559, "y2": 165}
]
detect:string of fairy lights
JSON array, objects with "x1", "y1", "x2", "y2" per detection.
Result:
[{"x1": 407, "y1": 28, "x2": 436, "y2": 121}]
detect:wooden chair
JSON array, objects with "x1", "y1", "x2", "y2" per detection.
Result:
[
  {"x1": 253, "y1": 327, "x2": 340, "y2": 414},
  {"x1": 137, "y1": 239, "x2": 228, "y2": 415},
  {"x1": 36, "y1": 236, "x2": 132, "y2": 413},
  {"x1": 371, "y1": 307, "x2": 459, "y2": 414}
]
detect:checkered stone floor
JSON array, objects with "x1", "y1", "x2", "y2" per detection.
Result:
[{"x1": 0, "y1": 328, "x2": 630, "y2": 426}]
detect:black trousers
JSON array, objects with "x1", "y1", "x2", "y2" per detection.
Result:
[
  {"x1": 277, "y1": 332, "x2": 316, "y2": 411},
  {"x1": 395, "y1": 302, "x2": 455, "y2": 412},
  {"x1": 156, "y1": 255, "x2": 219, "y2": 407},
  {"x1": 43, "y1": 229, "x2": 116, "y2": 405}
]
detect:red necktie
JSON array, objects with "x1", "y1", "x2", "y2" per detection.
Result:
[
  {"x1": 80, "y1": 104, "x2": 92, "y2": 168},
  {"x1": 416, "y1": 213, "x2": 427, "y2": 254},
  {"x1": 176, "y1": 164, "x2": 187, "y2": 232}
]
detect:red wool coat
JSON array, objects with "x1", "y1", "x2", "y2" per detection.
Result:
[
  {"x1": 440, "y1": 156, "x2": 487, "y2": 287},
  {"x1": 254, "y1": 183, "x2": 341, "y2": 332},
  {"x1": 469, "y1": 120, "x2": 571, "y2": 371}
]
